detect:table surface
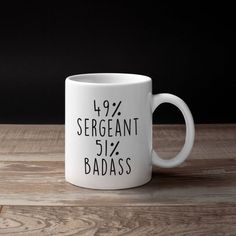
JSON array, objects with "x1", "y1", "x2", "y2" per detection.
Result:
[{"x1": 0, "y1": 124, "x2": 235, "y2": 235}]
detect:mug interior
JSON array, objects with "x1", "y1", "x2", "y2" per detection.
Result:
[{"x1": 67, "y1": 73, "x2": 151, "y2": 85}]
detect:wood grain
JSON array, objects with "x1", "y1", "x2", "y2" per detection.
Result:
[
  {"x1": 153, "y1": 124, "x2": 236, "y2": 160},
  {"x1": 0, "y1": 124, "x2": 235, "y2": 235},
  {"x1": 1, "y1": 205, "x2": 236, "y2": 236},
  {"x1": 0, "y1": 125, "x2": 64, "y2": 161},
  {"x1": 0, "y1": 124, "x2": 235, "y2": 206},
  {"x1": 0, "y1": 124, "x2": 235, "y2": 161},
  {"x1": 0, "y1": 159, "x2": 235, "y2": 206}
]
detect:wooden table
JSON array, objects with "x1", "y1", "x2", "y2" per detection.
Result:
[{"x1": 0, "y1": 124, "x2": 235, "y2": 235}]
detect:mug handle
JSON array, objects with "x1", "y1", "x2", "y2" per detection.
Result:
[{"x1": 152, "y1": 93, "x2": 195, "y2": 168}]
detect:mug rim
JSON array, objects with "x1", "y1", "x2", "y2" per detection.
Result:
[{"x1": 66, "y1": 73, "x2": 151, "y2": 86}]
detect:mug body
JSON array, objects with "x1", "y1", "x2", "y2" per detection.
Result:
[{"x1": 65, "y1": 73, "x2": 152, "y2": 189}]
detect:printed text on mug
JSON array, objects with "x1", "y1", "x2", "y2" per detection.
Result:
[{"x1": 76, "y1": 100, "x2": 139, "y2": 176}]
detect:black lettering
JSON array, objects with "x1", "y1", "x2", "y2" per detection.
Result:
[
  {"x1": 77, "y1": 118, "x2": 82, "y2": 135},
  {"x1": 84, "y1": 158, "x2": 91, "y2": 174},
  {"x1": 123, "y1": 119, "x2": 131, "y2": 136},
  {"x1": 126, "y1": 158, "x2": 131, "y2": 174},
  {"x1": 99, "y1": 119, "x2": 106, "y2": 137},
  {"x1": 102, "y1": 159, "x2": 107, "y2": 175},
  {"x1": 93, "y1": 158, "x2": 99, "y2": 175},
  {"x1": 115, "y1": 119, "x2": 121, "y2": 136},
  {"x1": 108, "y1": 119, "x2": 113, "y2": 137},
  {"x1": 133, "y1": 118, "x2": 139, "y2": 135},
  {"x1": 110, "y1": 158, "x2": 116, "y2": 175},
  {"x1": 118, "y1": 158, "x2": 124, "y2": 175},
  {"x1": 91, "y1": 119, "x2": 97, "y2": 137},
  {"x1": 84, "y1": 118, "x2": 89, "y2": 136}
]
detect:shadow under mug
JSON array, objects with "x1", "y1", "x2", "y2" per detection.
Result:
[{"x1": 65, "y1": 73, "x2": 195, "y2": 189}]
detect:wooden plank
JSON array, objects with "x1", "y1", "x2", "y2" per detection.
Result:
[
  {"x1": 0, "y1": 124, "x2": 235, "y2": 206},
  {"x1": 0, "y1": 124, "x2": 235, "y2": 161},
  {"x1": 0, "y1": 125, "x2": 235, "y2": 233},
  {"x1": 0, "y1": 125, "x2": 65, "y2": 161},
  {"x1": 1, "y1": 205, "x2": 236, "y2": 235},
  {"x1": 153, "y1": 124, "x2": 236, "y2": 160},
  {"x1": 0, "y1": 158, "x2": 235, "y2": 206}
]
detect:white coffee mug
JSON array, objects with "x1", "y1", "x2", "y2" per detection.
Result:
[{"x1": 65, "y1": 73, "x2": 195, "y2": 189}]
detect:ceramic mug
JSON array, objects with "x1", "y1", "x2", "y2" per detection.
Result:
[{"x1": 65, "y1": 73, "x2": 195, "y2": 189}]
